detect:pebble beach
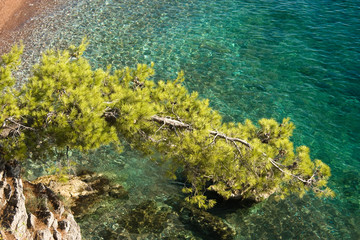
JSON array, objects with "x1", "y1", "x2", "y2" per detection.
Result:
[{"x1": 0, "y1": 0, "x2": 68, "y2": 55}]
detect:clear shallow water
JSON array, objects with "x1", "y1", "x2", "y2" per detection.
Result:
[{"x1": 23, "y1": 0, "x2": 360, "y2": 239}]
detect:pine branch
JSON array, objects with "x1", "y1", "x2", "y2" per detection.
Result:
[
  {"x1": 150, "y1": 115, "x2": 316, "y2": 186},
  {"x1": 150, "y1": 115, "x2": 251, "y2": 149},
  {"x1": 151, "y1": 115, "x2": 192, "y2": 129},
  {"x1": 267, "y1": 157, "x2": 312, "y2": 185},
  {"x1": 0, "y1": 117, "x2": 35, "y2": 138}
]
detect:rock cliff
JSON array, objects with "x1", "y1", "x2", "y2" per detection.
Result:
[{"x1": 0, "y1": 160, "x2": 81, "y2": 240}]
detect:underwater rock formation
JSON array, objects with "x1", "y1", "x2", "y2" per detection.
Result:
[
  {"x1": 113, "y1": 198, "x2": 236, "y2": 240},
  {"x1": 33, "y1": 170, "x2": 129, "y2": 218},
  {"x1": 0, "y1": 160, "x2": 81, "y2": 240},
  {"x1": 118, "y1": 200, "x2": 171, "y2": 234},
  {"x1": 167, "y1": 198, "x2": 236, "y2": 240}
]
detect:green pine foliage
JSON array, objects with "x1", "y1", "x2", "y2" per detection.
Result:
[
  {"x1": 0, "y1": 43, "x2": 23, "y2": 124},
  {"x1": 0, "y1": 41, "x2": 334, "y2": 209}
]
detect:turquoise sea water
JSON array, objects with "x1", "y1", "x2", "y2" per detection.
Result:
[{"x1": 24, "y1": 0, "x2": 359, "y2": 239}]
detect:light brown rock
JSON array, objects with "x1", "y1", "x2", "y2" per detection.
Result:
[{"x1": 0, "y1": 161, "x2": 82, "y2": 240}]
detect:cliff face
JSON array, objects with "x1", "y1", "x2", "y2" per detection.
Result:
[{"x1": 0, "y1": 161, "x2": 81, "y2": 240}]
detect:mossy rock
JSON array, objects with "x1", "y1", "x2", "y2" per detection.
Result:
[
  {"x1": 166, "y1": 198, "x2": 236, "y2": 240},
  {"x1": 33, "y1": 171, "x2": 128, "y2": 217},
  {"x1": 118, "y1": 200, "x2": 171, "y2": 234}
]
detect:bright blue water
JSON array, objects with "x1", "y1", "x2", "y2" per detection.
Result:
[{"x1": 27, "y1": 0, "x2": 360, "y2": 239}]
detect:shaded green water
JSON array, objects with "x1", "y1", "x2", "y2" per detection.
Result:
[{"x1": 24, "y1": 0, "x2": 359, "y2": 239}]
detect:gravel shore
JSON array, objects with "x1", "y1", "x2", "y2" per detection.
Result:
[{"x1": 0, "y1": 0, "x2": 68, "y2": 55}]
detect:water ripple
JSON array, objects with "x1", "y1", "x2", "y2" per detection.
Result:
[{"x1": 19, "y1": 0, "x2": 360, "y2": 239}]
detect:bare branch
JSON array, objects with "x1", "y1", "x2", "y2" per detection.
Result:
[
  {"x1": 155, "y1": 122, "x2": 166, "y2": 135},
  {"x1": 150, "y1": 116, "x2": 252, "y2": 149},
  {"x1": 0, "y1": 117, "x2": 35, "y2": 138},
  {"x1": 151, "y1": 115, "x2": 192, "y2": 129},
  {"x1": 268, "y1": 157, "x2": 311, "y2": 185},
  {"x1": 5, "y1": 117, "x2": 34, "y2": 131},
  {"x1": 209, "y1": 131, "x2": 252, "y2": 149},
  {"x1": 45, "y1": 112, "x2": 56, "y2": 125},
  {"x1": 133, "y1": 77, "x2": 144, "y2": 89},
  {"x1": 232, "y1": 141, "x2": 243, "y2": 158}
]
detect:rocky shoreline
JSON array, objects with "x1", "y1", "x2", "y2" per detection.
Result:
[
  {"x1": 0, "y1": 159, "x2": 238, "y2": 240},
  {"x1": 0, "y1": 160, "x2": 81, "y2": 240}
]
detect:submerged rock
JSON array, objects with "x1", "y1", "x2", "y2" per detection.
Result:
[
  {"x1": 167, "y1": 198, "x2": 236, "y2": 240},
  {"x1": 114, "y1": 198, "x2": 235, "y2": 240},
  {"x1": 179, "y1": 206, "x2": 236, "y2": 240},
  {"x1": 118, "y1": 200, "x2": 171, "y2": 234},
  {"x1": 33, "y1": 170, "x2": 128, "y2": 217}
]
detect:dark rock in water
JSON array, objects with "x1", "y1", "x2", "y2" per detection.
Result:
[
  {"x1": 33, "y1": 171, "x2": 129, "y2": 218},
  {"x1": 97, "y1": 228, "x2": 133, "y2": 240},
  {"x1": 179, "y1": 206, "x2": 236, "y2": 240},
  {"x1": 86, "y1": 176, "x2": 110, "y2": 194},
  {"x1": 115, "y1": 198, "x2": 235, "y2": 239},
  {"x1": 108, "y1": 184, "x2": 128, "y2": 199},
  {"x1": 118, "y1": 200, "x2": 171, "y2": 234},
  {"x1": 166, "y1": 198, "x2": 236, "y2": 240},
  {"x1": 70, "y1": 174, "x2": 128, "y2": 217},
  {"x1": 96, "y1": 228, "x2": 132, "y2": 240},
  {"x1": 98, "y1": 229, "x2": 115, "y2": 239},
  {"x1": 71, "y1": 193, "x2": 102, "y2": 217}
]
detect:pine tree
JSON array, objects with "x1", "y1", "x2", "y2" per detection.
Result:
[{"x1": 0, "y1": 41, "x2": 334, "y2": 209}]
